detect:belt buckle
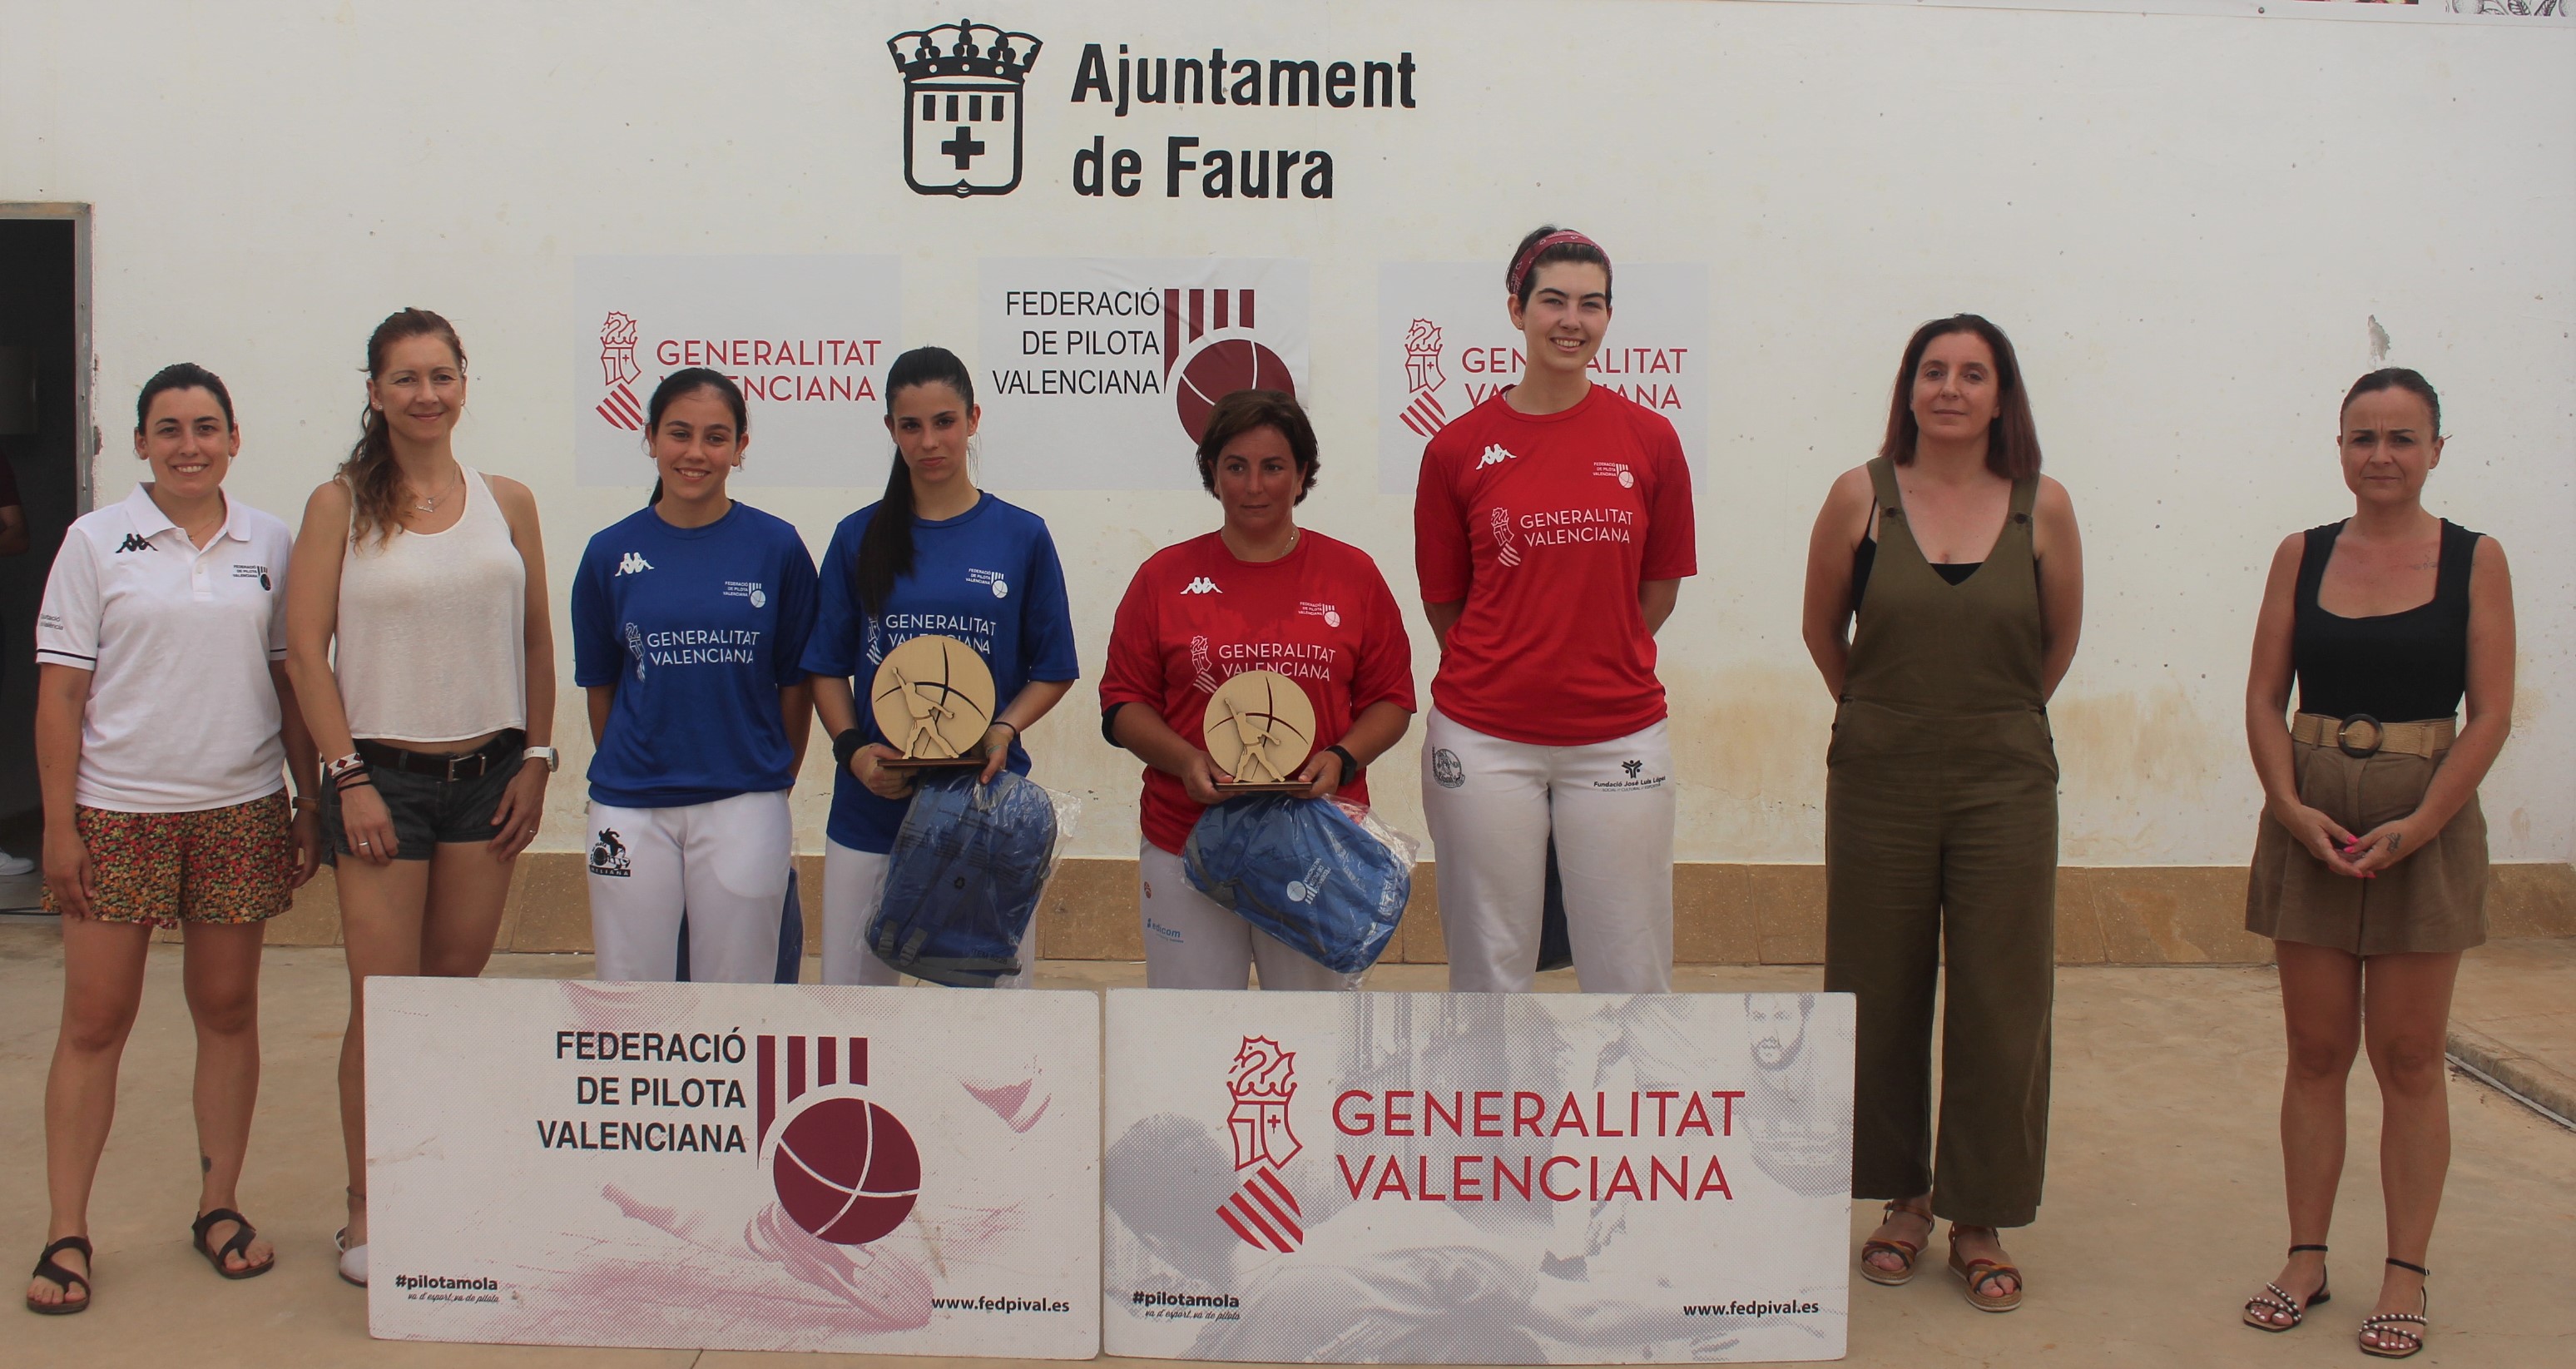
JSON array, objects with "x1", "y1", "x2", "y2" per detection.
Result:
[
  {"x1": 2336, "y1": 713, "x2": 2383, "y2": 759},
  {"x1": 445, "y1": 751, "x2": 477, "y2": 782}
]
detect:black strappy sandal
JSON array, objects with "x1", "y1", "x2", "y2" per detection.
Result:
[
  {"x1": 2357, "y1": 1257, "x2": 2430, "y2": 1359},
  {"x1": 25, "y1": 1236, "x2": 92, "y2": 1315},
  {"x1": 190, "y1": 1208, "x2": 275, "y2": 1280},
  {"x1": 2242, "y1": 1243, "x2": 2331, "y2": 1331}
]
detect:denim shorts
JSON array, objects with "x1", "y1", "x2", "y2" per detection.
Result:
[{"x1": 321, "y1": 748, "x2": 519, "y2": 863}]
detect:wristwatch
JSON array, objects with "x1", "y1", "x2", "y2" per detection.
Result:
[
  {"x1": 1327, "y1": 745, "x2": 1365, "y2": 782},
  {"x1": 523, "y1": 746, "x2": 560, "y2": 774},
  {"x1": 833, "y1": 728, "x2": 866, "y2": 769}
]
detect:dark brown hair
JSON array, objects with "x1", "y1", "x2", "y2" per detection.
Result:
[
  {"x1": 855, "y1": 346, "x2": 975, "y2": 613},
  {"x1": 644, "y1": 367, "x2": 750, "y2": 506},
  {"x1": 2341, "y1": 368, "x2": 2441, "y2": 436},
  {"x1": 1507, "y1": 224, "x2": 1612, "y2": 307},
  {"x1": 1879, "y1": 314, "x2": 2042, "y2": 480},
  {"x1": 1194, "y1": 389, "x2": 1319, "y2": 503},
  {"x1": 135, "y1": 363, "x2": 235, "y2": 431},
  {"x1": 341, "y1": 308, "x2": 468, "y2": 547}
]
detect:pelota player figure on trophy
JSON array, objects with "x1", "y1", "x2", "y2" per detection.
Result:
[
  {"x1": 1201, "y1": 668, "x2": 1318, "y2": 793},
  {"x1": 869, "y1": 635, "x2": 998, "y2": 769}
]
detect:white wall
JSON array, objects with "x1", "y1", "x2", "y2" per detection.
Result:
[{"x1": 5, "y1": 0, "x2": 2569, "y2": 866}]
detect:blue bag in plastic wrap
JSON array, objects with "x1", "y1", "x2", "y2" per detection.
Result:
[
  {"x1": 870, "y1": 770, "x2": 1068, "y2": 987},
  {"x1": 1181, "y1": 796, "x2": 1415, "y2": 977}
]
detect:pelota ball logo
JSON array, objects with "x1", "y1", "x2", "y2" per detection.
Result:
[
  {"x1": 757, "y1": 1034, "x2": 921, "y2": 1246},
  {"x1": 889, "y1": 18, "x2": 1042, "y2": 197},
  {"x1": 1162, "y1": 286, "x2": 1296, "y2": 443}
]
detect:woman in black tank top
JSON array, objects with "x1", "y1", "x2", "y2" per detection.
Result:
[{"x1": 2236, "y1": 370, "x2": 2514, "y2": 1357}]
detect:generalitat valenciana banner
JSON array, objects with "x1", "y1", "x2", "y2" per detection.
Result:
[
  {"x1": 1102, "y1": 990, "x2": 1855, "y2": 1364},
  {"x1": 366, "y1": 978, "x2": 1100, "y2": 1357}
]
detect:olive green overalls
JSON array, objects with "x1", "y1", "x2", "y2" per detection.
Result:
[{"x1": 1823, "y1": 457, "x2": 2058, "y2": 1228}]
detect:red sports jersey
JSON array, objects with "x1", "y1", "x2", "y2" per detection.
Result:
[
  {"x1": 1414, "y1": 384, "x2": 1697, "y2": 745},
  {"x1": 1102, "y1": 530, "x2": 1417, "y2": 855}
]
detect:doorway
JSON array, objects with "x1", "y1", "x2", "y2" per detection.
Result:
[{"x1": 0, "y1": 206, "x2": 93, "y2": 907}]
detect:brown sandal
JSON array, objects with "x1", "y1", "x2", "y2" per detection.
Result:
[
  {"x1": 1948, "y1": 1228, "x2": 2024, "y2": 1312},
  {"x1": 1858, "y1": 1201, "x2": 1931, "y2": 1287},
  {"x1": 191, "y1": 1208, "x2": 275, "y2": 1280},
  {"x1": 24, "y1": 1236, "x2": 91, "y2": 1315}
]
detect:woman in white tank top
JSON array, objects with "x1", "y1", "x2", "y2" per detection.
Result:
[{"x1": 284, "y1": 309, "x2": 558, "y2": 1289}]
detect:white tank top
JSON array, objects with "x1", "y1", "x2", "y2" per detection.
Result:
[{"x1": 335, "y1": 464, "x2": 528, "y2": 742}]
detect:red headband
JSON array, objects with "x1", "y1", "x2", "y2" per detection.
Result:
[{"x1": 1507, "y1": 231, "x2": 1608, "y2": 296}]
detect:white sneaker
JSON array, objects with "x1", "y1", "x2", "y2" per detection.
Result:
[
  {"x1": 0, "y1": 851, "x2": 33, "y2": 877},
  {"x1": 335, "y1": 1228, "x2": 368, "y2": 1287}
]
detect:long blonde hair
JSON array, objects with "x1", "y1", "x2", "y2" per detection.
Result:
[{"x1": 341, "y1": 307, "x2": 467, "y2": 547}]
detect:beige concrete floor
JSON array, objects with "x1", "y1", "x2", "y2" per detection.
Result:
[{"x1": 2, "y1": 920, "x2": 2570, "y2": 1367}]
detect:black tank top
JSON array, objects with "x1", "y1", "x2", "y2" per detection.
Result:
[{"x1": 2291, "y1": 518, "x2": 2479, "y2": 722}]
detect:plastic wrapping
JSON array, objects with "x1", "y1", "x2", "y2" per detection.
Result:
[
  {"x1": 870, "y1": 771, "x2": 1078, "y2": 987},
  {"x1": 1181, "y1": 795, "x2": 1418, "y2": 978}
]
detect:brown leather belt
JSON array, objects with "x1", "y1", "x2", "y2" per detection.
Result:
[
  {"x1": 355, "y1": 729, "x2": 527, "y2": 782},
  {"x1": 2291, "y1": 712, "x2": 2454, "y2": 760}
]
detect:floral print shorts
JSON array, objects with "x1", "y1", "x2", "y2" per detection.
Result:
[{"x1": 45, "y1": 792, "x2": 295, "y2": 928}]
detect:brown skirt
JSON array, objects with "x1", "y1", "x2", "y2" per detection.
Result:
[{"x1": 2246, "y1": 738, "x2": 2487, "y2": 955}]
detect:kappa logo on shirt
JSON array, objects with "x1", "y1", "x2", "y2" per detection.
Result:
[
  {"x1": 615, "y1": 552, "x2": 654, "y2": 576},
  {"x1": 968, "y1": 568, "x2": 1010, "y2": 600},
  {"x1": 1478, "y1": 444, "x2": 1517, "y2": 468},
  {"x1": 1296, "y1": 602, "x2": 1342, "y2": 628},
  {"x1": 114, "y1": 533, "x2": 156, "y2": 554},
  {"x1": 1181, "y1": 576, "x2": 1222, "y2": 595}
]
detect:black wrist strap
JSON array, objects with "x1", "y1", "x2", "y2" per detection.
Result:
[
  {"x1": 1327, "y1": 745, "x2": 1363, "y2": 781},
  {"x1": 832, "y1": 728, "x2": 865, "y2": 768}
]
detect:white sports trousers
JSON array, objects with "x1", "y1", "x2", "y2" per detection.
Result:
[
  {"x1": 1138, "y1": 842, "x2": 1351, "y2": 990},
  {"x1": 586, "y1": 791, "x2": 791, "y2": 984},
  {"x1": 1419, "y1": 707, "x2": 1675, "y2": 993},
  {"x1": 821, "y1": 839, "x2": 1032, "y2": 988}
]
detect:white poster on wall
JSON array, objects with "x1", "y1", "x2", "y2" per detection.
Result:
[
  {"x1": 977, "y1": 256, "x2": 1310, "y2": 489},
  {"x1": 1377, "y1": 263, "x2": 1708, "y2": 493},
  {"x1": 572, "y1": 255, "x2": 899, "y2": 488},
  {"x1": 367, "y1": 978, "x2": 1099, "y2": 1358},
  {"x1": 1102, "y1": 990, "x2": 1853, "y2": 1364}
]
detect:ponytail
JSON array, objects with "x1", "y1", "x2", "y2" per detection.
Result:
[
  {"x1": 854, "y1": 346, "x2": 975, "y2": 613},
  {"x1": 852, "y1": 456, "x2": 916, "y2": 613}
]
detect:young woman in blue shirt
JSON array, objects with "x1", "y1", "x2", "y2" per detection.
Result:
[
  {"x1": 804, "y1": 347, "x2": 1079, "y2": 986},
  {"x1": 572, "y1": 368, "x2": 819, "y2": 982}
]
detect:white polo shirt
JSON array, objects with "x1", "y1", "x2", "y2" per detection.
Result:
[{"x1": 36, "y1": 484, "x2": 295, "y2": 812}]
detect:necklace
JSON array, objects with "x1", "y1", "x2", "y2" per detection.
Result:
[{"x1": 410, "y1": 467, "x2": 462, "y2": 513}]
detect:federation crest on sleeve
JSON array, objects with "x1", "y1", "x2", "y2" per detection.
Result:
[{"x1": 888, "y1": 17, "x2": 1043, "y2": 198}]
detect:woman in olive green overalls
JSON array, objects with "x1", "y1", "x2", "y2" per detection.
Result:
[{"x1": 1800, "y1": 315, "x2": 2084, "y2": 1312}]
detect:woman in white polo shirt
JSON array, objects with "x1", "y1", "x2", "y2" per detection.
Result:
[{"x1": 26, "y1": 365, "x2": 322, "y2": 1314}]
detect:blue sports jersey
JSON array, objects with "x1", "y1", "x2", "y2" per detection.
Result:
[
  {"x1": 572, "y1": 502, "x2": 820, "y2": 808},
  {"x1": 802, "y1": 493, "x2": 1079, "y2": 853}
]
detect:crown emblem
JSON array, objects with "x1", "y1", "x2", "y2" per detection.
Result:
[
  {"x1": 1226, "y1": 1037, "x2": 1296, "y2": 1106},
  {"x1": 887, "y1": 17, "x2": 1041, "y2": 84}
]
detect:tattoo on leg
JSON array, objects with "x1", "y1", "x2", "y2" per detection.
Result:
[{"x1": 201, "y1": 1153, "x2": 213, "y2": 1173}]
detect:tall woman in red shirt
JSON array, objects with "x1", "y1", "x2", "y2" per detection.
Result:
[
  {"x1": 1413, "y1": 226, "x2": 1697, "y2": 994},
  {"x1": 1102, "y1": 389, "x2": 1414, "y2": 990}
]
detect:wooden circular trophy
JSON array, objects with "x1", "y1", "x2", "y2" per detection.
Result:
[
  {"x1": 869, "y1": 635, "x2": 998, "y2": 769},
  {"x1": 1201, "y1": 670, "x2": 1318, "y2": 794}
]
